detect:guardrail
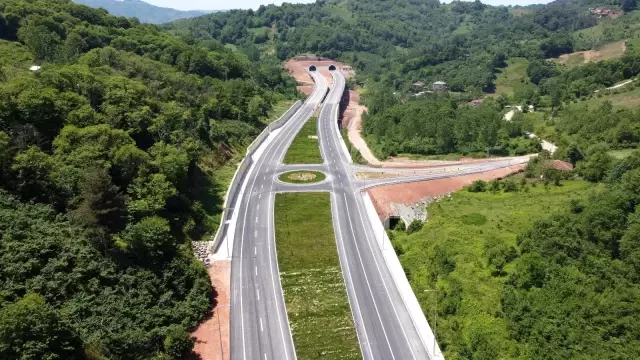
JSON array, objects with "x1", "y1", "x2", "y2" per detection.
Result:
[{"x1": 210, "y1": 100, "x2": 303, "y2": 254}]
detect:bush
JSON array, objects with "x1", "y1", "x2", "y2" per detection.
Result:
[
  {"x1": 503, "y1": 179, "x2": 519, "y2": 192},
  {"x1": 468, "y1": 180, "x2": 487, "y2": 192},
  {"x1": 163, "y1": 325, "x2": 195, "y2": 358},
  {"x1": 407, "y1": 219, "x2": 424, "y2": 234},
  {"x1": 490, "y1": 179, "x2": 501, "y2": 193}
]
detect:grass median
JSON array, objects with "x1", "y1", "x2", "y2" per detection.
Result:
[
  {"x1": 278, "y1": 170, "x2": 326, "y2": 184},
  {"x1": 275, "y1": 193, "x2": 361, "y2": 360},
  {"x1": 283, "y1": 117, "x2": 323, "y2": 164}
]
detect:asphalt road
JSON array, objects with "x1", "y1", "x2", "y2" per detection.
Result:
[
  {"x1": 313, "y1": 71, "x2": 431, "y2": 359},
  {"x1": 229, "y1": 68, "x2": 529, "y2": 360},
  {"x1": 229, "y1": 72, "x2": 327, "y2": 360}
]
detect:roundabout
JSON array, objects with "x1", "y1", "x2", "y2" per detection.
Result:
[{"x1": 278, "y1": 170, "x2": 327, "y2": 184}]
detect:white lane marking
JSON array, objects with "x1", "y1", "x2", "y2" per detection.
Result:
[
  {"x1": 343, "y1": 193, "x2": 397, "y2": 360},
  {"x1": 255, "y1": 247, "x2": 257, "y2": 256},
  {"x1": 260, "y1": 317, "x2": 264, "y2": 332},
  {"x1": 236, "y1": 73, "x2": 328, "y2": 359},
  {"x1": 255, "y1": 266, "x2": 258, "y2": 276},
  {"x1": 353, "y1": 193, "x2": 419, "y2": 359},
  {"x1": 264, "y1": 354, "x2": 267, "y2": 360},
  {"x1": 255, "y1": 217, "x2": 258, "y2": 224},
  {"x1": 330, "y1": 192, "x2": 374, "y2": 359},
  {"x1": 261, "y1": 184, "x2": 264, "y2": 189},
  {"x1": 257, "y1": 289, "x2": 260, "y2": 301},
  {"x1": 255, "y1": 230, "x2": 258, "y2": 238},
  {"x1": 259, "y1": 194, "x2": 262, "y2": 199}
]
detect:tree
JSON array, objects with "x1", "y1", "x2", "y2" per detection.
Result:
[
  {"x1": 119, "y1": 216, "x2": 175, "y2": 263},
  {"x1": 576, "y1": 148, "x2": 613, "y2": 182},
  {"x1": 11, "y1": 146, "x2": 57, "y2": 204},
  {"x1": 527, "y1": 60, "x2": 558, "y2": 85},
  {"x1": 71, "y1": 167, "x2": 127, "y2": 233},
  {"x1": 622, "y1": 0, "x2": 637, "y2": 13},
  {"x1": 163, "y1": 325, "x2": 195, "y2": 358},
  {"x1": 149, "y1": 142, "x2": 191, "y2": 187},
  {"x1": 407, "y1": 219, "x2": 424, "y2": 234},
  {"x1": 0, "y1": 294, "x2": 83, "y2": 359},
  {"x1": 17, "y1": 22, "x2": 61, "y2": 62}
]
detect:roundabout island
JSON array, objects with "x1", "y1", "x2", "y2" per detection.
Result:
[{"x1": 278, "y1": 170, "x2": 327, "y2": 184}]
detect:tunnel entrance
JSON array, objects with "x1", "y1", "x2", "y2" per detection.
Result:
[
  {"x1": 309, "y1": 65, "x2": 317, "y2": 71},
  {"x1": 328, "y1": 64, "x2": 337, "y2": 71}
]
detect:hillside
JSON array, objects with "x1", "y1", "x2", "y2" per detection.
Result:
[
  {"x1": 73, "y1": 0, "x2": 215, "y2": 24},
  {"x1": 167, "y1": 0, "x2": 623, "y2": 91},
  {"x1": 0, "y1": 0, "x2": 296, "y2": 358}
]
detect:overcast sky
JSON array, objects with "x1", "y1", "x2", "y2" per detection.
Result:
[{"x1": 143, "y1": 0, "x2": 555, "y2": 11}]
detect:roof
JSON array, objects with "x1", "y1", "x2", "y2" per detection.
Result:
[
  {"x1": 552, "y1": 160, "x2": 573, "y2": 171},
  {"x1": 413, "y1": 81, "x2": 425, "y2": 87},
  {"x1": 471, "y1": 99, "x2": 484, "y2": 104},
  {"x1": 433, "y1": 81, "x2": 447, "y2": 85},
  {"x1": 29, "y1": 65, "x2": 41, "y2": 71}
]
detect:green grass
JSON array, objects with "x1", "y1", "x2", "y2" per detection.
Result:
[
  {"x1": 283, "y1": 117, "x2": 323, "y2": 164},
  {"x1": 275, "y1": 193, "x2": 361, "y2": 360},
  {"x1": 341, "y1": 128, "x2": 367, "y2": 165},
  {"x1": 568, "y1": 85, "x2": 640, "y2": 110},
  {"x1": 265, "y1": 99, "x2": 297, "y2": 124},
  {"x1": 396, "y1": 153, "x2": 479, "y2": 161},
  {"x1": 196, "y1": 151, "x2": 244, "y2": 239},
  {"x1": 278, "y1": 170, "x2": 326, "y2": 184},
  {"x1": 325, "y1": 4, "x2": 354, "y2": 24},
  {"x1": 494, "y1": 58, "x2": 530, "y2": 97},
  {"x1": 608, "y1": 148, "x2": 638, "y2": 159},
  {"x1": 391, "y1": 180, "x2": 594, "y2": 359},
  {"x1": 0, "y1": 40, "x2": 35, "y2": 80}
]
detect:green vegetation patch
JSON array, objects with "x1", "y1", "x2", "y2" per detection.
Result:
[
  {"x1": 265, "y1": 99, "x2": 297, "y2": 124},
  {"x1": 391, "y1": 180, "x2": 594, "y2": 359},
  {"x1": 494, "y1": 58, "x2": 529, "y2": 97},
  {"x1": 275, "y1": 193, "x2": 361, "y2": 360},
  {"x1": 278, "y1": 170, "x2": 326, "y2": 184},
  {"x1": 283, "y1": 117, "x2": 323, "y2": 164}
]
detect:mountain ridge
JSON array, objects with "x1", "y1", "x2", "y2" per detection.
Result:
[{"x1": 72, "y1": 0, "x2": 217, "y2": 24}]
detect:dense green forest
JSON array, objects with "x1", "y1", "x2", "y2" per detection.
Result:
[
  {"x1": 166, "y1": 0, "x2": 625, "y2": 91},
  {"x1": 0, "y1": 0, "x2": 296, "y2": 358},
  {"x1": 362, "y1": 93, "x2": 541, "y2": 158},
  {"x1": 169, "y1": 0, "x2": 640, "y2": 160}
]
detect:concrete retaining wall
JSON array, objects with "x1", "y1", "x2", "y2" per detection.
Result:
[
  {"x1": 361, "y1": 193, "x2": 445, "y2": 360},
  {"x1": 210, "y1": 101, "x2": 303, "y2": 253}
]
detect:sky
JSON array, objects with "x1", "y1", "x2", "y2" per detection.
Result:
[{"x1": 143, "y1": 0, "x2": 555, "y2": 11}]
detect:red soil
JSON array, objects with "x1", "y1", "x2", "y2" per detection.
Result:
[
  {"x1": 368, "y1": 164, "x2": 526, "y2": 219},
  {"x1": 285, "y1": 57, "x2": 354, "y2": 88},
  {"x1": 190, "y1": 260, "x2": 231, "y2": 360}
]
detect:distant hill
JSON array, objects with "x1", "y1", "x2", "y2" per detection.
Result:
[{"x1": 72, "y1": 0, "x2": 216, "y2": 24}]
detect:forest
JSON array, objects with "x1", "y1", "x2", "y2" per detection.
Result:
[
  {"x1": 166, "y1": 0, "x2": 620, "y2": 91},
  {"x1": 361, "y1": 92, "x2": 541, "y2": 158},
  {"x1": 0, "y1": 0, "x2": 296, "y2": 359}
]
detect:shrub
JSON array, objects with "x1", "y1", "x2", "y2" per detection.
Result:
[
  {"x1": 489, "y1": 179, "x2": 501, "y2": 193},
  {"x1": 407, "y1": 219, "x2": 424, "y2": 234},
  {"x1": 468, "y1": 180, "x2": 487, "y2": 192},
  {"x1": 503, "y1": 179, "x2": 519, "y2": 192}
]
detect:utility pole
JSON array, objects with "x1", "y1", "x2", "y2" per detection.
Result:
[{"x1": 424, "y1": 289, "x2": 439, "y2": 358}]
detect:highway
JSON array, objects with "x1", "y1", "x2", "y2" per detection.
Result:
[
  {"x1": 313, "y1": 70, "x2": 431, "y2": 359},
  {"x1": 229, "y1": 72, "x2": 327, "y2": 360},
  {"x1": 228, "y1": 67, "x2": 528, "y2": 360}
]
